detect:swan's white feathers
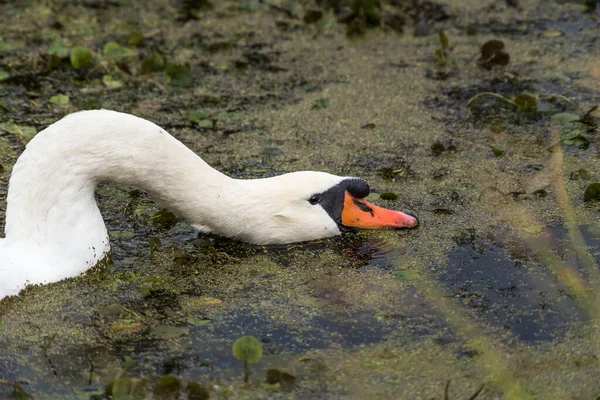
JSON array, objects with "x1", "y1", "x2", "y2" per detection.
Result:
[{"x1": 0, "y1": 110, "x2": 352, "y2": 299}]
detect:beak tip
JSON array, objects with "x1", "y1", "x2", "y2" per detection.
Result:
[{"x1": 405, "y1": 213, "x2": 421, "y2": 228}]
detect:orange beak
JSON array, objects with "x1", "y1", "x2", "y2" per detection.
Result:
[{"x1": 341, "y1": 192, "x2": 418, "y2": 229}]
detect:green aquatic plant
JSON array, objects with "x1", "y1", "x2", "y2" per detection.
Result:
[
  {"x1": 104, "y1": 377, "x2": 148, "y2": 400},
  {"x1": 153, "y1": 376, "x2": 182, "y2": 400},
  {"x1": 434, "y1": 30, "x2": 451, "y2": 65},
  {"x1": 166, "y1": 63, "x2": 192, "y2": 87},
  {"x1": 478, "y1": 39, "x2": 509, "y2": 68},
  {"x1": 70, "y1": 46, "x2": 92, "y2": 69},
  {"x1": 186, "y1": 382, "x2": 210, "y2": 400},
  {"x1": 233, "y1": 335, "x2": 263, "y2": 383},
  {"x1": 49, "y1": 94, "x2": 69, "y2": 106}
]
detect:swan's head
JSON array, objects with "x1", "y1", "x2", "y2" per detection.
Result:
[{"x1": 225, "y1": 171, "x2": 418, "y2": 244}]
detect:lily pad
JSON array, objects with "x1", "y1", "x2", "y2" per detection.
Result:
[
  {"x1": 103, "y1": 41, "x2": 126, "y2": 59},
  {"x1": 70, "y1": 46, "x2": 92, "y2": 69},
  {"x1": 109, "y1": 230, "x2": 135, "y2": 240},
  {"x1": 551, "y1": 112, "x2": 580, "y2": 124},
  {"x1": 111, "y1": 319, "x2": 143, "y2": 334},
  {"x1": 154, "y1": 376, "x2": 182, "y2": 399},
  {"x1": 152, "y1": 209, "x2": 178, "y2": 229},
  {"x1": 153, "y1": 325, "x2": 187, "y2": 339},
  {"x1": 365, "y1": 192, "x2": 380, "y2": 201},
  {"x1": 140, "y1": 51, "x2": 165, "y2": 73},
  {"x1": 391, "y1": 270, "x2": 420, "y2": 281},
  {"x1": 49, "y1": 94, "x2": 69, "y2": 105},
  {"x1": 513, "y1": 93, "x2": 537, "y2": 112},
  {"x1": 542, "y1": 28, "x2": 563, "y2": 37},
  {"x1": 0, "y1": 38, "x2": 13, "y2": 51},
  {"x1": 48, "y1": 39, "x2": 70, "y2": 58},
  {"x1": 148, "y1": 236, "x2": 162, "y2": 252},
  {"x1": 102, "y1": 74, "x2": 124, "y2": 89},
  {"x1": 166, "y1": 63, "x2": 191, "y2": 87},
  {"x1": 583, "y1": 183, "x2": 600, "y2": 202},
  {"x1": 492, "y1": 147, "x2": 504, "y2": 156},
  {"x1": 186, "y1": 382, "x2": 210, "y2": 400},
  {"x1": 127, "y1": 31, "x2": 144, "y2": 46},
  {"x1": 479, "y1": 39, "x2": 509, "y2": 68},
  {"x1": 188, "y1": 110, "x2": 211, "y2": 123},
  {"x1": 380, "y1": 192, "x2": 399, "y2": 200},
  {"x1": 187, "y1": 317, "x2": 211, "y2": 326},
  {"x1": 312, "y1": 98, "x2": 329, "y2": 110},
  {"x1": 523, "y1": 225, "x2": 543, "y2": 234},
  {"x1": 233, "y1": 336, "x2": 263, "y2": 364}
]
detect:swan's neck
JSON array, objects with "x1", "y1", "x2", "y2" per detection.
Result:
[{"x1": 4, "y1": 110, "x2": 234, "y2": 259}]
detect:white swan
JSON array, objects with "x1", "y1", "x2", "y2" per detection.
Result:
[{"x1": 0, "y1": 110, "x2": 417, "y2": 299}]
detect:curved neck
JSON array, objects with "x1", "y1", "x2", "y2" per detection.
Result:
[{"x1": 4, "y1": 110, "x2": 234, "y2": 248}]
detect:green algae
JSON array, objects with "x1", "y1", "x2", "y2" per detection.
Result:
[{"x1": 0, "y1": 0, "x2": 600, "y2": 398}]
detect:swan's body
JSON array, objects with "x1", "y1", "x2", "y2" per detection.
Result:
[{"x1": 0, "y1": 110, "x2": 417, "y2": 299}]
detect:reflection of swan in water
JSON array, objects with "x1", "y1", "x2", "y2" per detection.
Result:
[{"x1": 0, "y1": 110, "x2": 418, "y2": 299}]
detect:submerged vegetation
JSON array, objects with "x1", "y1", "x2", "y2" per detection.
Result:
[{"x1": 0, "y1": 0, "x2": 600, "y2": 398}]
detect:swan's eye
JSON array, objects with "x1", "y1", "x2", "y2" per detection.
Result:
[{"x1": 308, "y1": 195, "x2": 320, "y2": 205}]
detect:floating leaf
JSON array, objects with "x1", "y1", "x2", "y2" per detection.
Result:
[
  {"x1": 0, "y1": 71, "x2": 8, "y2": 81},
  {"x1": 312, "y1": 98, "x2": 329, "y2": 110},
  {"x1": 0, "y1": 38, "x2": 13, "y2": 51},
  {"x1": 513, "y1": 93, "x2": 537, "y2": 112},
  {"x1": 523, "y1": 225, "x2": 543, "y2": 234},
  {"x1": 148, "y1": 236, "x2": 162, "y2": 252},
  {"x1": 154, "y1": 376, "x2": 182, "y2": 399},
  {"x1": 187, "y1": 317, "x2": 211, "y2": 326},
  {"x1": 70, "y1": 46, "x2": 92, "y2": 69},
  {"x1": 153, "y1": 325, "x2": 187, "y2": 339},
  {"x1": 186, "y1": 382, "x2": 210, "y2": 400},
  {"x1": 490, "y1": 118, "x2": 507, "y2": 133},
  {"x1": 551, "y1": 112, "x2": 580, "y2": 124},
  {"x1": 103, "y1": 41, "x2": 126, "y2": 60},
  {"x1": 438, "y1": 30, "x2": 449, "y2": 50},
  {"x1": 365, "y1": 192, "x2": 380, "y2": 201},
  {"x1": 140, "y1": 52, "x2": 165, "y2": 73},
  {"x1": 584, "y1": 183, "x2": 600, "y2": 202},
  {"x1": 481, "y1": 40, "x2": 504, "y2": 59},
  {"x1": 233, "y1": 336, "x2": 263, "y2": 364},
  {"x1": 152, "y1": 209, "x2": 178, "y2": 229},
  {"x1": 188, "y1": 110, "x2": 211, "y2": 123},
  {"x1": 542, "y1": 28, "x2": 563, "y2": 37},
  {"x1": 479, "y1": 40, "x2": 509, "y2": 68},
  {"x1": 265, "y1": 369, "x2": 296, "y2": 390},
  {"x1": 14, "y1": 125, "x2": 36, "y2": 143},
  {"x1": 380, "y1": 192, "x2": 399, "y2": 200},
  {"x1": 127, "y1": 31, "x2": 144, "y2": 46},
  {"x1": 262, "y1": 147, "x2": 282, "y2": 157},
  {"x1": 492, "y1": 147, "x2": 504, "y2": 157},
  {"x1": 196, "y1": 119, "x2": 213, "y2": 129},
  {"x1": 109, "y1": 230, "x2": 135, "y2": 240},
  {"x1": 49, "y1": 94, "x2": 69, "y2": 105},
  {"x1": 391, "y1": 270, "x2": 420, "y2": 281},
  {"x1": 48, "y1": 39, "x2": 70, "y2": 58},
  {"x1": 166, "y1": 63, "x2": 191, "y2": 87},
  {"x1": 570, "y1": 168, "x2": 591, "y2": 181},
  {"x1": 102, "y1": 74, "x2": 124, "y2": 89},
  {"x1": 111, "y1": 319, "x2": 143, "y2": 333},
  {"x1": 105, "y1": 377, "x2": 148, "y2": 399}
]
